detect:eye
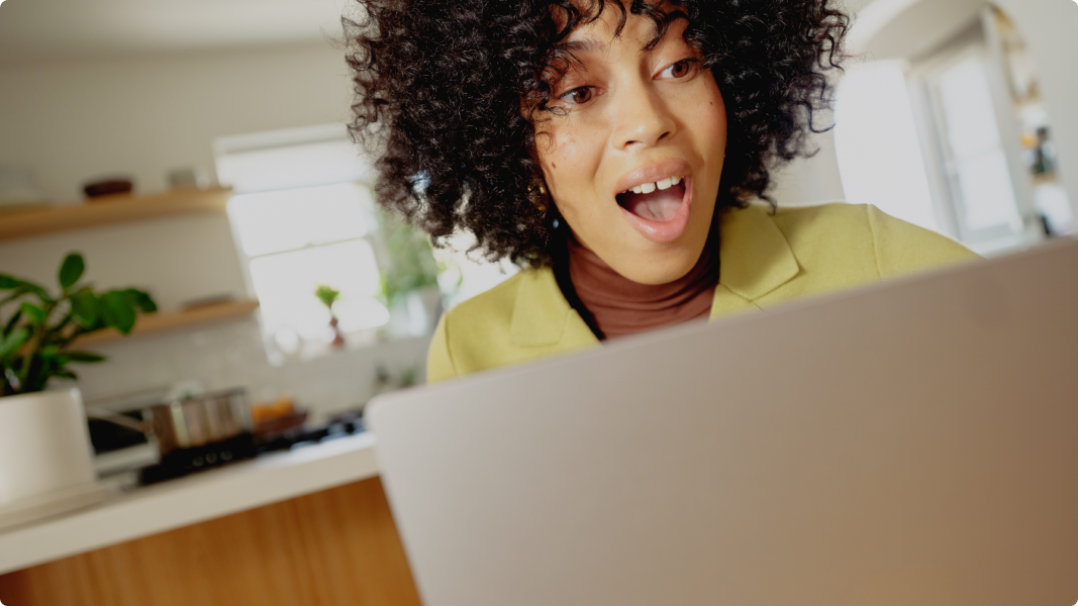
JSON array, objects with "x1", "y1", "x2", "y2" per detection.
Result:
[
  {"x1": 559, "y1": 86, "x2": 596, "y2": 105},
  {"x1": 658, "y1": 58, "x2": 700, "y2": 80}
]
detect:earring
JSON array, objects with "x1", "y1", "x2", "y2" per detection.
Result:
[{"x1": 529, "y1": 177, "x2": 550, "y2": 212}]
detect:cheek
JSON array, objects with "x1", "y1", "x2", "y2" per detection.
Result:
[
  {"x1": 538, "y1": 130, "x2": 589, "y2": 193},
  {"x1": 690, "y1": 99, "x2": 727, "y2": 172},
  {"x1": 706, "y1": 91, "x2": 728, "y2": 141}
]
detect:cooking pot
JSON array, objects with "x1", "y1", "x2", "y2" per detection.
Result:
[{"x1": 89, "y1": 387, "x2": 252, "y2": 457}]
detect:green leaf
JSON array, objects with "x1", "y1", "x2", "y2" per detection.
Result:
[
  {"x1": 122, "y1": 288, "x2": 158, "y2": 313},
  {"x1": 100, "y1": 291, "x2": 136, "y2": 334},
  {"x1": 53, "y1": 369, "x2": 79, "y2": 381},
  {"x1": 70, "y1": 291, "x2": 99, "y2": 328},
  {"x1": 0, "y1": 326, "x2": 29, "y2": 360},
  {"x1": 41, "y1": 354, "x2": 70, "y2": 369},
  {"x1": 3, "y1": 308, "x2": 24, "y2": 335},
  {"x1": 315, "y1": 284, "x2": 341, "y2": 309},
  {"x1": 0, "y1": 276, "x2": 50, "y2": 301},
  {"x1": 19, "y1": 302, "x2": 47, "y2": 326},
  {"x1": 58, "y1": 253, "x2": 86, "y2": 290},
  {"x1": 66, "y1": 351, "x2": 106, "y2": 363},
  {"x1": 0, "y1": 290, "x2": 24, "y2": 308}
]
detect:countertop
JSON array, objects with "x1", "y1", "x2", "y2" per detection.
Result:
[{"x1": 0, "y1": 431, "x2": 379, "y2": 574}]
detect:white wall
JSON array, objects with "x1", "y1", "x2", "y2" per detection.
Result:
[
  {"x1": 0, "y1": 41, "x2": 428, "y2": 414},
  {"x1": 768, "y1": 127, "x2": 847, "y2": 207},
  {"x1": 0, "y1": 42, "x2": 355, "y2": 203},
  {"x1": 773, "y1": 0, "x2": 1078, "y2": 221},
  {"x1": 0, "y1": 215, "x2": 244, "y2": 312}
]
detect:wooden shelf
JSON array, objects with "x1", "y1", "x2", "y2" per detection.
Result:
[
  {"x1": 0, "y1": 187, "x2": 232, "y2": 243},
  {"x1": 75, "y1": 299, "x2": 259, "y2": 347}
]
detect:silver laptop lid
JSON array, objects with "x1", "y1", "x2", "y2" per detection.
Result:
[{"x1": 370, "y1": 239, "x2": 1078, "y2": 606}]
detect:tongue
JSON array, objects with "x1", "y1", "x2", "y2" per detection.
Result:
[{"x1": 622, "y1": 186, "x2": 683, "y2": 222}]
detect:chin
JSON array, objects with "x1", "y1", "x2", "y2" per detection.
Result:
[{"x1": 613, "y1": 251, "x2": 701, "y2": 285}]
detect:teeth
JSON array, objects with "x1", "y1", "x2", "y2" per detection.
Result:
[{"x1": 626, "y1": 176, "x2": 683, "y2": 195}]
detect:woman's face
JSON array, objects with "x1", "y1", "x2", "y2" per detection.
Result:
[{"x1": 534, "y1": 5, "x2": 727, "y2": 285}]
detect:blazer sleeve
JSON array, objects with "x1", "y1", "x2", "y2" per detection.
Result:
[
  {"x1": 426, "y1": 313, "x2": 458, "y2": 383},
  {"x1": 864, "y1": 205, "x2": 980, "y2": 276}
]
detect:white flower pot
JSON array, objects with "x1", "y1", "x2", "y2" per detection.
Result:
[
  {"x1": 0, "y1": 387, "x2": 106, "y2": 528},
  {"x1": 387, "y1": 286, "x2": 444, "y2": 338}
]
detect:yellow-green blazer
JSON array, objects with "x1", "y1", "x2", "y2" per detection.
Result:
[{"x1": 427, "y1": 203, "x2": 977, "y2": 382}]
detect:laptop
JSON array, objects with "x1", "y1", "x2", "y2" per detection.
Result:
[{"x1": 368, "y1": 238, "x2": 1078, "y2": 606}]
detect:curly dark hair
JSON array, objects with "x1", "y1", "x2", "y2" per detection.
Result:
[{"x1": 345, "y1": 0, "x2": 849, "y2": 267}]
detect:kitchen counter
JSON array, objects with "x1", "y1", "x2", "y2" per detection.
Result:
[{"x1": 0, "y1": 431, "x2": 379, "y2": 575}]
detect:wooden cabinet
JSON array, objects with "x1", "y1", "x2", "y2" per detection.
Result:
[{"x1": 0, "y1": 477, "x2": 421, "y2": 606}]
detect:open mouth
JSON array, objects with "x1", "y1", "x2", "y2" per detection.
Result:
[{"x1": 615, "y1": 176, "x2": 687, "y2": 222}]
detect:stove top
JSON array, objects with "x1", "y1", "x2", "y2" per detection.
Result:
[{"x1": 136, "y1": 410, "x2": 367, "y2": 486}]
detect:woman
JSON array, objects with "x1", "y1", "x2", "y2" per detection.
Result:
[{"x1": 346, "y1": 0, "x2": 975, "y2": 382}]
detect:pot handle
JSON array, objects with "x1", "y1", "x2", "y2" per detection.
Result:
[{"x1": 85, "y1": 408, "x2": 152, "y2": 435}]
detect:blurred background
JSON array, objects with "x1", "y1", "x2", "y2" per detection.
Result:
[
  {"x1": 0, "y1": 0, "x2": 1075, "y2": 442},
  {"x1": 775, "y1": 0, "x2": 1077, "y2": 256}
]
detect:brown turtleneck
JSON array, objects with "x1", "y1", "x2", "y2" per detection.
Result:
[{"x1": 563, "y1": 234, "x2": 719, "y2": 340}]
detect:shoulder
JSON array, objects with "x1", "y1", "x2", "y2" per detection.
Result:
[
  {"x1": 718, "y1": 202, "x2": 977, "y2": 307},
  {"x1": 770, "y1": 201, "x2": 874, "y2": 231},
  {"x1": 767, "y1": 202, "x2": 978, "y2": 276},
  {"x1": 426, "y1": 268, "x2": 554, "y2": 383},
  {"x1": 442, "y1": 269, "x2": 532, "y2": 336}
]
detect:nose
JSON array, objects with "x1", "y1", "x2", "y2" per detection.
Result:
[{"x1": 612, "y1": 80, "x2": 676, "y2": 150}]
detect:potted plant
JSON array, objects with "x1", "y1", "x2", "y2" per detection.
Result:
[
  {"x1": 314, "y1": 284, "x2": 346, "y2": 348},
  {"x1": 378, "y1": 211, "x2": 443, "y2": 336},
  {"x1": 0, "y1": 252, "x2": 156, "y2": 521}
]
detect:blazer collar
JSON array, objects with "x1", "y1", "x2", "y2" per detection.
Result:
[
  {"x1": 509, "y1": 266, "x2": 596, "y2": 347},
  {"x1": 509, "y1": 204, "x2": 800, "y2": 346},
  {"x1": 713, "y1": 204, "x2": 800, "y2": 304}
]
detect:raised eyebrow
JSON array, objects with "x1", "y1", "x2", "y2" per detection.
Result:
[
  {"x1": 543, "y1": 40, "x2": 598, "y2": 86},
  {"x1": 556, "y1": 14, "x2": 692, "y2": 56},
  {"x1": 646, "y1": 13, "x2": 691, "y2": 51},
  {"x1": 547, "y1": 12, "x2": 694, "y2": 77},
  {"x1": 555, "y1": 38, "x2": 602, "y2": 55}
]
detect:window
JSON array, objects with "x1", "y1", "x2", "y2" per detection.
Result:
[
  {"x1": 229, "y1": 182, "x2": 390, "y2": 358},
  {"x1": 216, "y1": 124, "x2": 520, "y2": 363},
  {"x1": 926, "y1": 48, "x2": 1024, "y2": 243},
  {"x1": 835, "y1": 14, "x2": 1055, "y2": 256},
  {"x1": 215, "y1": 125, "x2": 425, "y2": 362}
]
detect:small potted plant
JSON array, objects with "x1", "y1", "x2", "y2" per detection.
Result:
[
  {"x1": 378, "y1": 211, "x2": 442, "y2": 336},
  {"x1": 0, "y1": 252, "x2": 156, "y2": 517},
  {"x1": 314, "y1": 284, "x2": 346, "y2": 348}
]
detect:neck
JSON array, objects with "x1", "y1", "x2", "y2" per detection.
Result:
[{"x1": 565, "y1": 232, "x2": 719, "y2": 340}]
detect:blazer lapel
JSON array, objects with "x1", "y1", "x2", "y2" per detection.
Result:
[
  {"x1": 509, "y1": 267, "x2": 598, "y2": 348},
  {"x1": 711, "y1": 205, "x2": 800, "y2": 317}
]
